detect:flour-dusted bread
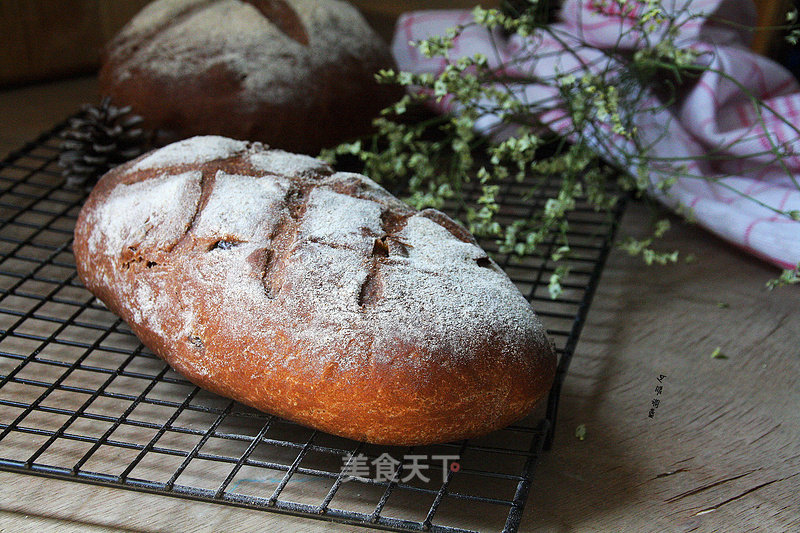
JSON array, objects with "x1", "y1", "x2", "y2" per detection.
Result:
[
  {"x1": 98, "y1": 0, "x2": 401, "y2": 154},
  {"x1": 73, "y1": 136, "x2": 556, "y2": 445}
]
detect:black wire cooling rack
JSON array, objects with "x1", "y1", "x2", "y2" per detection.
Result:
[{"x1": 0, "y1": 114, "x2": 625, "y2": 533}]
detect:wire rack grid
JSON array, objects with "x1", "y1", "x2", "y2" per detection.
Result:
[{"x1": 0, "y1": 114, "x2": 625, "y2": 533}]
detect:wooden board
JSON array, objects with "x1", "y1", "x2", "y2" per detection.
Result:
[{"x1": 0, "y1": 0, "x2": 149, "y2": 87}]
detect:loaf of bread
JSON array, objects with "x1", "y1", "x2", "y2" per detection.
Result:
[
  {"x1": 73, "y1": 136, "x2": 556, "y2": 445},
  {"x1": 98, "y1": 0, "x2": 401, "y2": 154}
]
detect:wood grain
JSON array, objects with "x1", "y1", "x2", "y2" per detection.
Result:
[
  {"x1": 752, "y1": 0, "x2": 794, "y2": 56},
  {"x1": 0, "y1": 0, "x2": 149, "y2": 87},
  {"x1": 524, "y1": 204, "x2": 800, "y2": 532}
]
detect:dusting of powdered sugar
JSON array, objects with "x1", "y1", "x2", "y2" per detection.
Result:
[
  {"x1": 85, "y1": 136, "x2": 548, "y2": 380},
  {"x1": 119, "y1": 0, "x2": 211, "y2": 37},
  {"x1": 132, "y1": 278, "x2": 170, "y2": 338},
  {"x1": 249, "y1": 149, "x2": 331, "y2": 177},
  {"x1": 132, "y1": 136, "x2": 248, "y2": 171},
  {"x1": 296, "y1": 188, "x2": 383, "y2": 252},
  {"x1": 322, "y1": 172, "x2": 411, "y2": 211},
  {"x1": 89, "y1": 170, "x2": 202, "y2": 256},
  {"x1": 398, "y1": 216, "x2": 486, "y2": 266},
  {"x1": 282, "y1": 243, "x2": 369, "y2": 318},
  {"x1": 110, "y1": 0, "x2": 387, "y2": 103},
  {"x1": 193, "y1": 171, "x2": 289, "y2": 241},
  {"x1": 367, "y1": 214, "x2": 539, "y2": 363},
  {"x1": 273, "y1": 207, "x2": 541, "y2": 371}
]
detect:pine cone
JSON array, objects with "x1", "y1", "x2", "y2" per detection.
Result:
[{"x1": 59, "y1": 97, "x2": 149, "y2": 187}]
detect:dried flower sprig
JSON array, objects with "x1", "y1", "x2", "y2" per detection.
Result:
[
  {"x1": 323, "y1": 1, "x2": 800, "y2": 295},
  {"x1": 766, "y1": 263, "x2": 800, "y2": 289}
]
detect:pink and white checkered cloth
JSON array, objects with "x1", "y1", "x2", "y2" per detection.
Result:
[{"x1": 392, "y1": 0, "x2": 800, "y2": 269}]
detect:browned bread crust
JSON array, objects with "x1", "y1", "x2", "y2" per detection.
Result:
[
  {"x1": 98, "y1": 0, "x2": 401, "y2": 153},
  {"x1": 73, "y1": 136, "x2": 556, "y2": 445}
]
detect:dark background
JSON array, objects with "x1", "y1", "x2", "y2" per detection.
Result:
[{"x1": 0, "y1": 0, "x2": 795, "y2": 89}]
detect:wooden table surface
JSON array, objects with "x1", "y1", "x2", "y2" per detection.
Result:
[{"x1": 0, "y1": 77, "x2": 797, "y2": 533}]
